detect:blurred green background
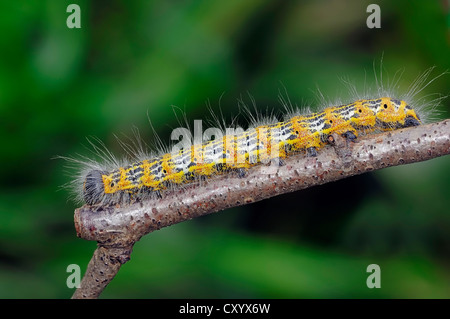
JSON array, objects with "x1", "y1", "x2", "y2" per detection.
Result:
[{"x1": 0, "y1": 0, "x2": 449, "y2": 298}]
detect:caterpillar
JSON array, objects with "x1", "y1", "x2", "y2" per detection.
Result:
[
  {"x1": 79, "y1": 97, "x2": 421, "y2": 206},
  {"x1": 67, "y1": 68, "x2": 445, "y2": 207}
]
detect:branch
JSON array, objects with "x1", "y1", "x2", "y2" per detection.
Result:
[
  {"x1": 71, "y1": 119, "x2": 450, "y2": 298},
  {"x1": 71, "y1": 245, "x2": 132, "y2": 299}
]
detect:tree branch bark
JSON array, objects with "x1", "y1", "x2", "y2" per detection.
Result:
[{"x1": 71, "y1": 119, "x2": 450, "y2": 299}]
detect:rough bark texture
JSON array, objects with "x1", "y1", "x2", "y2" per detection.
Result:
[
  {"x1": 72, "y1": 119, "x2": 450, "y2": 299},
  {"x1": 71, "y1": 245, "x2": 132, "y2": 299}
]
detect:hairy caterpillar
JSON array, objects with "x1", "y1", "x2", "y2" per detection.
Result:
[{"x1": 67, "y1": 69, "x2": 445, "y2": 207}]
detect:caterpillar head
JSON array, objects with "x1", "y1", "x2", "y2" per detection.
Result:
[
  {"x1": 374, "y1": 97, "x2": 421, "y2": 129},
  {"x1": 83, "y1": 170, "x2": 108, "y2": 205}
]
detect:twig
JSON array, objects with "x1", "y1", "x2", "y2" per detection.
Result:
[
  {"x1": 71, "y1": 245, "x2": 132, "y2": 299},
  {"x1": 71, "y1": 119, "x2": 450, "y2": 299}
]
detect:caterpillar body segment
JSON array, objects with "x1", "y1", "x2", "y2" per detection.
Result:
[{"x1": 82, "y1": 97, "x2": 421, "y2": 206}]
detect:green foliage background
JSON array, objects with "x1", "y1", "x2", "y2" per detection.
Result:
[{"x1": 0, "y1": 0, "x2": 449, "y2": 298}]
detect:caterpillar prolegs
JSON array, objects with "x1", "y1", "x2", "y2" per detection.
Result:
[{"x1": 81, "y1": 96, "x2": 421, "y2": 206}]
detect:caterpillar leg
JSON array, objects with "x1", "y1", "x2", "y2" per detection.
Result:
[
  {"x1": 267, "y1": 157, "x2": 286, "y2": 166},
  {"x1": 320, "y1": 133, "x2": 330, "y2": 144},
  {"x1": 214, "y1": 163, "x2": 226, "y2": 172},
  {"x1": 404, "y1": 116, "x2": 420, "y2": 127},
  {"x1": 141, "y1": 186, "x2": 162, "y2": 199},
  {"x1": 184, "y1": 171, "x2": 195, "y2": 181},
  {"x1": 153, "y1": 189, "x2": 163, "y2": 199},
  {"x1": 306, "y1": 147, "x2": 318, "y2": 157},
  {"x1": 236, "y1": 167, "x2": 247, "y2": 178},
  {"x1": 342, "y1": 131, "x2": 357, "y2": 142}
]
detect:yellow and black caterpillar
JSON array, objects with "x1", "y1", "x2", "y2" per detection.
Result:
[{"x1": 82, "y1": 97, "x2": 421, "y2": 206}]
